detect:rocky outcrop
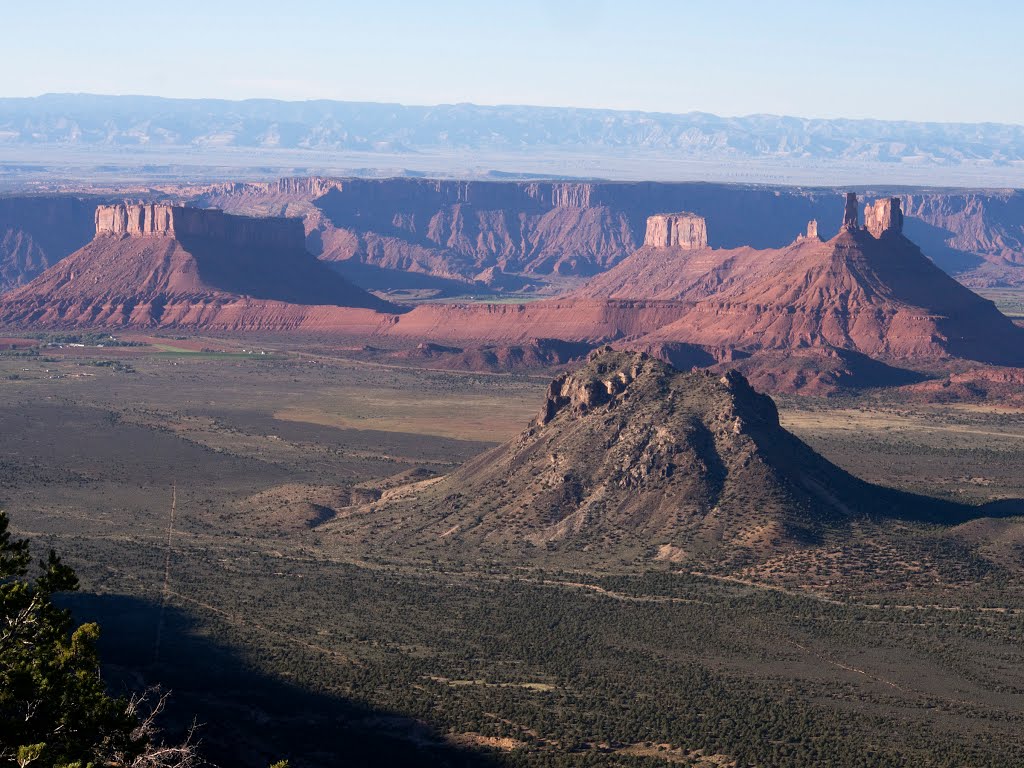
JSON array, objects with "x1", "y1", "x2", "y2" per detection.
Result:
[
  {"x1": 94, "y1": 203, "x2": 305, "y2": 251},
  {"x1": 275, "y1": 177, "x2": 344, "y2": 197},
  {"x1": 556, "y1": 196, "x2": 1024, "y2": 365},
  {"x1": 842, "y1": 192, "x2": 860, "y2": 230},
  {"x1": 865, "y1": 197, "x2": 903, "y2": 238},
  {"x1": 201, "y1": 177, "x2": 344, "y2": 199},
  {"x1": 643, "y1": 213, "x2": 708, "y2": 249},
  {"x1": 95, "y1": 204, "x2": 174, "y2": 236},
  {"x1": 0, "y1": 202, "x2": 395, "y2": 327},
  {"x1": 197, "y1": 179, "x2": 1020, "y2": 285},
  {"x1": 549, "y1": 184, "x2": 594, "y2": 208},
  {"x1": 324, "y1": 349, "x2": 969, "y2": 566}
]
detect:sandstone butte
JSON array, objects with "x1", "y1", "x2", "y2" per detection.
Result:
[
  {"x1": 194, "y1": 178, "x2": 1024, "y2": 289},
  {"x1": 1, "y1": 195, "x2": 1022, "y2": 370},
  {"x1": 374, "y1": 195, "x2": 1024, "y2": 366},
  {"x1": 6, "y1": 180, "x2": 1024, "y2": 296},
  {"x1": 0, "y1": 203, "x2": 394, "y2": 329}
]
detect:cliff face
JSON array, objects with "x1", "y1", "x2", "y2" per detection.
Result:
[
  {"x1": 94, "y1": 203, "x2": 305, "y2": 251},
  {"x1": 200, "y1": 179, "x2": 847, "y2": 280},
  {"x1": 7, "y1": 182, "x2": 1024, "y2": 300},
  {"x1": 898, "y1": 191, "x2": 1024, "y2": 284},
  {"x1": 643, "y1": 213, "x2": 708, "y2": 249},
  {"x1": 0, "y1": 203, "x2": 394, "y2": 327},
  {"x1": 0, "y1": 196, "x2": 100, "y2": 293},
  {"x1": 865, "y1": 197, "x2": 904, "y2": 238},
  {"x1": 195, "y1": 178, "x2": 1024, "y2": 286}
]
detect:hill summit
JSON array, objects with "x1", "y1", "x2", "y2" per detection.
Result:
[
  {"x1": 0, "y1": 202, "x2": 394, "y2": 327},
  {"x1": 329, "y1": 348, "x2": 964, "y2": 565},
  {"x1": 576, "y1": 194, "x2": 1024, "y2": 365}
]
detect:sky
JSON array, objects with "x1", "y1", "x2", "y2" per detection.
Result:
[{"x1": 2, "y1": 0, "x2": 1022, "y2": 124}]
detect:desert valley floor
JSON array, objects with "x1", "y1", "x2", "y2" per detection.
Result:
[
  {"x1": 4, "y1": 335, "x2": 1024, "y2": 767},
  {"x1": 10, "y1": 4, "x2": 1024, "y2": 762}
]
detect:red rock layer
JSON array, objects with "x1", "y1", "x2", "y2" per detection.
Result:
[
  {"x1": 378, "y1": 300, "x2": 692, "y2": 344},
  {"x1": 3, "y1": 198, "x2": 1021, "y2": 374},
  {"x1": 571, "y1": 228, "x2": 1024, "y2": 364},
  {"x1": 0, "y1": 211, "x2": 395, "y2": 327},
  {"x1": 197, "y1": 179, "x2": 1024, "y2": 286}
]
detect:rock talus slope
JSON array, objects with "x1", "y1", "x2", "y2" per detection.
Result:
[
  {"x1": 571, "y1": 195, "x2": 1024, "y2": 364},
  {"x1": 198, "y1": 178, "x2": 1024, "y2": 286},
  {"x1": 0, "y1": 203, "x2": 395, "y2": 328},
  {"x1": 325, "y1": 349, "x2": 966, "y2": 564}
]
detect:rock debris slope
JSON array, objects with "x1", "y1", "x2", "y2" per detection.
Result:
[
  {"x1": 197, "y1": 178, "x2": 1024, "y2": 287},
  {"x1": 0, "y1": 203, "x2": 395, "y2": 328},
  {"x1": 576, "y1": 195, "x2": 1024, "y2": 364},
  {"x1": 327, "y1": 349, "x2": 965, "y2": 564}
]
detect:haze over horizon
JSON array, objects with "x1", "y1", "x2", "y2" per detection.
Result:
[
  {"x1": 13, "y1": 91, "x2": 1024, "y2": 128},
  {"x1": 3, "y1": 0, "x2": 1023, "y2": 125}
]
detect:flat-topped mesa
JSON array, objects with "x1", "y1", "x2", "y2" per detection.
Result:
[
  {"x1": 643, "y1": 212, "x2": 708, "y2": 249},
  {"x1": 864, "y1": 197, "x2": 904, "y2": 238},
  {"x1": 94, "y1": 203, "x2": 304, "y2": 251},
  {"x1": 842, "y1": 192, "x2": 860, "y2": 230}
]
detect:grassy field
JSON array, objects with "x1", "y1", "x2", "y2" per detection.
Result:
[
  {"x1": 977, "y1": 286, "x2": 1024, "y2": 317},
  {"x1": 3, "y1": 340, "x2": 1024, "y2": 766}
]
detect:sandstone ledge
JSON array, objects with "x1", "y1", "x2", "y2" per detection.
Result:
[{"x1": 94, "y1": 203, "x2": 304, "y2": 251}]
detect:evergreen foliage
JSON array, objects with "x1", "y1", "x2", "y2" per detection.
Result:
[{"x1": 0, "y1": 510, "x2": 143, "y2": 767}]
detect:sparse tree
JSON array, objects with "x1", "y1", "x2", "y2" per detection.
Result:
[{"x1": 0, "y1": 510, "x2": 199, "y2": 767}]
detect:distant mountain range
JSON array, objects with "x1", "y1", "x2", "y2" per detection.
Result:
[{"x1": 3, "y1": 93, "x2": 1024, "y2": 168}]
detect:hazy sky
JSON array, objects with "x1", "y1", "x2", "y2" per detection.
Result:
[{"x1": 3, "y1": 0, "x2": 1021, "y2": 123}]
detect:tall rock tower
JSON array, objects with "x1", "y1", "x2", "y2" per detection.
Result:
[
  {"x1": 864, "y1": 197, "x2": 904, "y2": 238},
  {"x1": 842, "y1": 192, "x2": 859, "y2": 230},
  {"x1": 643, "y1": 213, "x2": 708, "y2": 249}
]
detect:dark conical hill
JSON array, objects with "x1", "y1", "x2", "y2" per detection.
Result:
[{"x1": 326, "y1": 348, "x2": 968, "y2": 567}]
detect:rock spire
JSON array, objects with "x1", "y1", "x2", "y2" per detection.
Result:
[
  {"x1": 842, "y1": 192, "x2": 859, "y2": 230},
  {"x1": 865, "y1": 197, "x2": 904, "y2": 238}
]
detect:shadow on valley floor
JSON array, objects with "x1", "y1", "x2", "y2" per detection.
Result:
[
  {"x1": 64, "y1": 593, "x2": 502, "y2": 768},
  {"x1": 976, "y1": 498, "x2": 1024, "y2": 517},
  {"x1": 876, "y1": 488, "x2": 1024, "y2": 526}
]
